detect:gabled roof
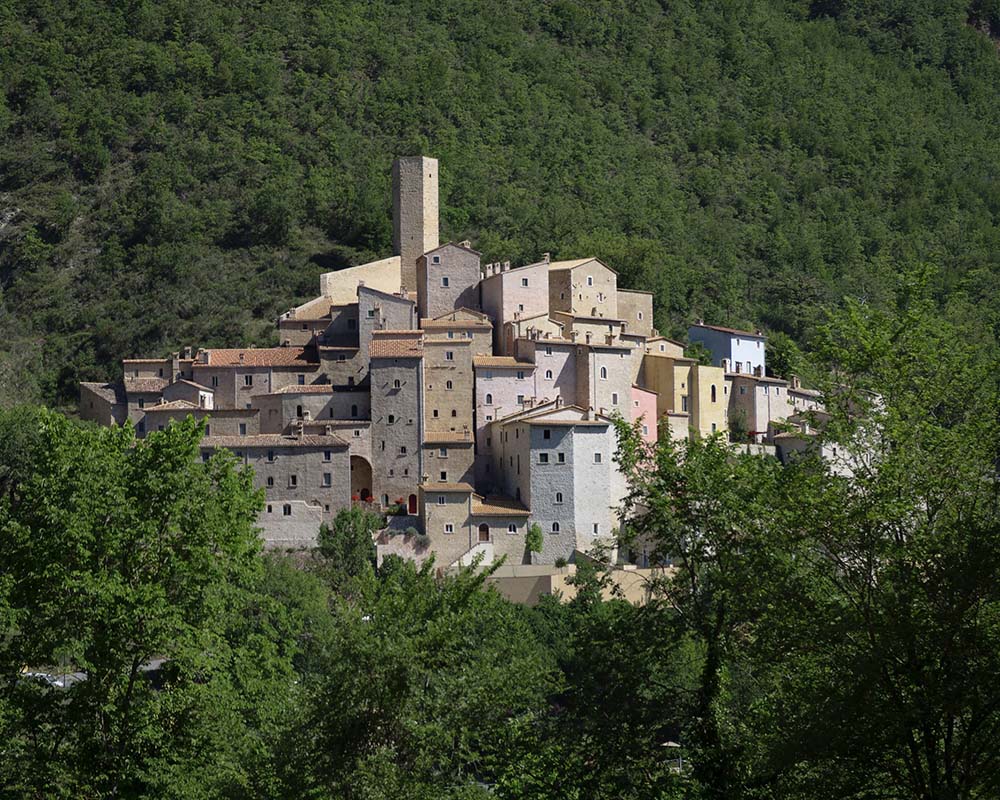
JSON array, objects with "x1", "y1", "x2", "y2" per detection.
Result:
[
  {"x1": 194, "y1": 347, "x2": 318, "y2": 368},
  {"x1": 420, "y1": 482, "x2": 475, "y2": 493},
  {"x1": 168, "y1": 379, "x2": 214, "y2": 392},
  {"x1": 472, "y1": 495, "x2": 531, "y2": 517},
  {"x1": 422, "y1": 241, "x2": 481, "y2": 258},
  {"x1": 370, "y1": 330, "x2": 423, "y2": 358},
  {"x1": 81, "y1": 381, "x2": 126, "y2": 403},
  {"x1": 421, "y1": 308, "x2": 492, "y2": 329},
  {"x1": 497, "y1": 402, "x2": 612, "y2": 428},
  {"x1": 124, "y1": 378, "x2": 168, "y2": 393},
  {"x1": 143, "y1": 400, "x2": 200, "y2": 412},
  {"x1": 689, "y1": 322, "x2": 765, "y2": 339},
  {"x1": 547, "y1": 257, "x2": 617, "y2": 276},
  {"x1": 473, "y1": 356, "x2": 533, "y2": 369},
  {"x1": 357, "y1": 283, "x2": 415, "y2": 306}
]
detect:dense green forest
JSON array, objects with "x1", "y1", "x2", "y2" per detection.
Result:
[
  {"x1": 2, "y1": 0, "x2": 1000, "y2": 406},
  {"x1": 2, "y1": 282, "x2": 999, "y2": 798}
]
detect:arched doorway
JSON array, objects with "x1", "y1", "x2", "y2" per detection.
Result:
[
  {"x1": 478, "y1": 523, "x2": 490, "y2": 543},
  {"x1": 350, "y1": 455, "x2": 372, "y2": 501},
  {"x1": 408, "y1": 494, "x2": 418, "y2": 514}
]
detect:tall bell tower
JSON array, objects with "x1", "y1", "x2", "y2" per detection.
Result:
[{"x1": 392, "y1": 156, "x2": 439, "y2": 292}]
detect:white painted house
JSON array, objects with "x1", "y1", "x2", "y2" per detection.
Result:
[{"x1": 687, "y1": 321, "x2": 766, "y2": 376}]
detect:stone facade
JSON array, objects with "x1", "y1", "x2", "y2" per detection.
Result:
[
  {"x1": 80, "y1": 154, "x2": 824, "y2": 561},
  {"x1": 369, "y1": 331, "x2": 425, "y2": 510},
  {"x1": 417, "y1": 243, "x2": 481, "y2": 320},
  {"x1": 392, "y1": 156, "x2": 439, "y2": 291}
]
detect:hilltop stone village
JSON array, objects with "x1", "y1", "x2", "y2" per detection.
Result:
[{"x1": 81, "y1": 156, "x2": 827, "y2": 569}]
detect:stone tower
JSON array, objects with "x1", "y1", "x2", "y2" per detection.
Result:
[{"x1": 392, "y1": 156, "x2": 439, "y2": 292}]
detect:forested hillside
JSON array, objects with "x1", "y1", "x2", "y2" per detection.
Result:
[{"x1": 2, "y1": 0, "x2": 1000, "y2": 406}]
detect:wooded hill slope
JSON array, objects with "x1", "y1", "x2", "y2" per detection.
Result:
[{"x1": 2, "y1": 0, "x2": 1000, "y2": 407}]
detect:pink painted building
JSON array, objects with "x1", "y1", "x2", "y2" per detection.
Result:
[{"x1": 631, "y1": 384, "x2": 658, "y2": 445}]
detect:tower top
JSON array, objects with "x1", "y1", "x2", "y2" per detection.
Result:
[{"x1": 392, "y1": 156, "x2": 439, "y2": 291}]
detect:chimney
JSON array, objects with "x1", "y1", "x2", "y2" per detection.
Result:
[
  {"x1": 721, "y1": 358, "x2": 730, "y2": 372},
  {"x1": 542, "y1": 252, "x2": 551, "y2": 263},
  {"x1": 294, "y1": 419, "x2": 304, "y2": 438},
  {"x1": 238, "y1": 352, "x2": 245, "y2": 363},
  {"x1": 459, "y1": 239, "x2": 472, "y2": 248},
  {"x1": 754, "y1": 365, "x2": 763, "y2": 378},
  {"x1": 182, "y1": 345, "x2": 193, "y2": 360},
  {"x1": 697, "y1": 318, "x2": 704, "y2": 326},
  {"x1": 303, "y1": 409, "x2": 312, "y2": 421},
  {"x1": 570, "y1": 331, "x2": 578, "y2": 342}
]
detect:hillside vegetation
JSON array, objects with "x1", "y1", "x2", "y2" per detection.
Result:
[{"x1": 2, "y1": 0, "x2": 1000, "y2": 406}]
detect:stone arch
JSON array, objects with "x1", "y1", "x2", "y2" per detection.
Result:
[{"x1": 350, "y1": 455, "x2": 372, "y2": 501}]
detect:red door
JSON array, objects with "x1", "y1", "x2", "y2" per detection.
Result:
[{"x1": 408, "y1": 494, "x2": 417, "y2": 514}]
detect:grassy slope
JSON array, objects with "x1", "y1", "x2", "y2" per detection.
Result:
[{"x1": 1, "y1": 0, "x2": 998, "y2": 406}]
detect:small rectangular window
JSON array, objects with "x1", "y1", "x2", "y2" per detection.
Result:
[
  {"x1": 322, "y1": 473, "x2": 332, "y2": 487},
  {"x1": 445, "y1": 523, "x2": 454, "y2": 533},
  {"x1": 557, "y1": 452, "x2": 565, "y2": 463},
  {"x1": 543, "y1": 429, "x2": 551, "y2": 439},
  {"x1": 323, "y1": 450, "x2": 331, "y2": 461},
  {"x1": 438, "y1": 495, "x2": 446, "y2": 505},
  {"x1": 244, "y1": 375, "x2": 253, "y2": 387},
  {"x1": 539, "y1": 453, "x2": 549, "y2": 464},
  {"x1": 439, "y1": 471, "x2": 447, "y2": 481},
  {"x1": 441, "y1": 276, "x2": 450, "y2": 287},
  {"x1": 521, "y1": 277, "x2": 529, "y2": 287},
  {"x1": 297, "y1": 374, "x2": 305, "y2": 385},
  {"x1": 289, "y1": 475, "x2": 297, "y2": 487},
  {"x1": 445, "y1": 351, "x2": 454, "y2": 361},
  {"x1": 594, "y1": 453, "x2": 602, "y2": 464},
  {"x1": 439, "y1": 447, "x2": 447, "y2": 457}
]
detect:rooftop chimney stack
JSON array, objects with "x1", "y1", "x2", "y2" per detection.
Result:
[{"x1": 392, "y1": 156, "x2": 439, "y2": 293}]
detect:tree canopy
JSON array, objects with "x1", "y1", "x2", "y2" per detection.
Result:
[{"x1": 3, "y1": 0, "x2": 1000, "y2": 406}]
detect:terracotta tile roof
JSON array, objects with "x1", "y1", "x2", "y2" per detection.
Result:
[
  {"x1": 473, "y1": 356, "x2": 533, "y2": 369},
  {"x1": 122, "y1": 358, "x2": 169, "y2": 364},
  {"x1": 81, "y1": 381, "x2": 126, "y2": 403},
  {"x1": 421, "y1": 482, "x2": 475, "y2": 493},
  {"x1": 124, "y1": 378, "x2": 168, "y2": 393},
  {"x1": 143, "y1": 400, "x2": 200, "y2": 412},
  {"x1": 690, "y1": 322, "x2": 765, "y2": 338},
  {"x1": 194, "y1": 346, "x2": 319, "y2": 368},
  {"x1": 370, "y1": 330, "x2": 423, "y2": 358},
  {"x1": 201, "y1": 433, "x2": 349, "y2": 449},
  {"x1": 423, "y1": 431, "x2": 474, "y2": 444},
  {"x1": 472, "y1": 495, "x2": 531, "y2": 516}
]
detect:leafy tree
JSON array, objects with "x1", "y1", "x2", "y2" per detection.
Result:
[
  {"x1": 295, "y1": 558, "x2": 556, "y2": 799},
  {"x1": 0, "y1": 412, "x2": 270, "y2": 796},
  {"x1": 315, "y1": 504, "x2": 381, "y2": 590},
  {"x1": 525, "y1": 522, "x2": 543, "y2": 562}
]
